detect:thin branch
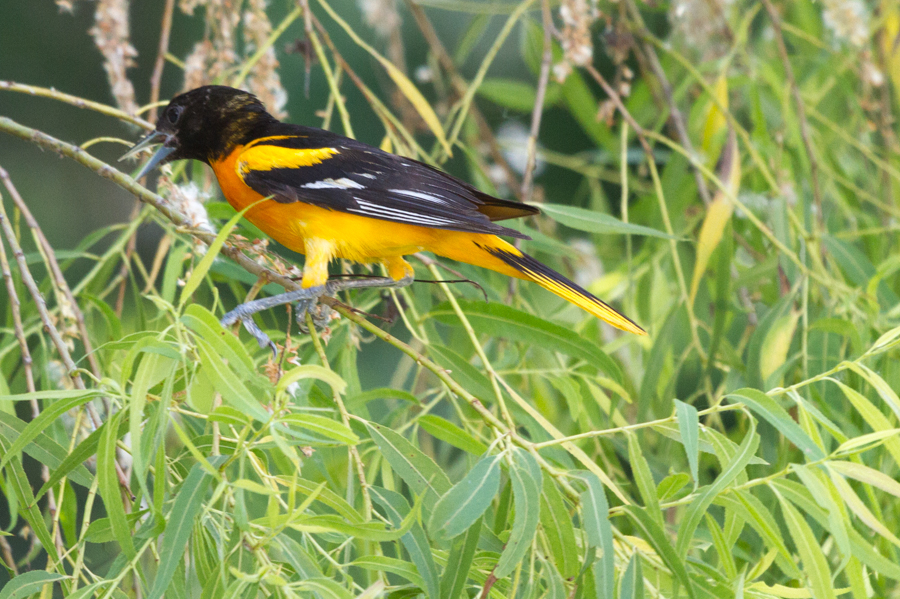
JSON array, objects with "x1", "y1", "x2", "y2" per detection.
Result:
[
  {"x1": 521, "y1": 0, "x2": 553, "y2": 203},
  {"x1": 621, "y1": 0, "x2": 712, "y2": 206},
  {"x1": 760, "y1": 0, "x2": 823, "y2": 227},
  {"x1": 148, "y1": 0, "x2": 176, "y2": 124},
  {"x1": 0, "y1": 81, "x2": 152, "y2": 130}
]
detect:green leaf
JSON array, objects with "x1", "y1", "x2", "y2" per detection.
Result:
[
  {"x1": 276, "y1": 364, "x2": 347, "y2": 396},
  {"x1": 440, "y1": 516, "x2": 482, "y2": 599},
  {"x1": 429, "y1": 454, "x2": 501, "y2": 541},
  {"x1": 674, "y1": 400, "x2": 700, "y2": 486},
  {"x1": 97, "y1": 411, "x2": 135, "y2": 560},
  {"x1": 578, "y1": 472, "x2": 614, "y2": 599},
  {"x1": 370, "y1": 487, "x2": 440, "y2": 599},
  {"x1": 477, "y1": 78, "x2": 537, "y2": 112},
  {"x1": 182, "y1": 303, "x2": 255, "y2": 376},
  {"x1": 346, "y1": 387, "x2": 420, "y2": 409},
  {"x1": 195, "y1": 337, "x2": 271, "y2": 423},
  {"x1": 365, "y1": 422, "x2": 451, "y2": 509},
  {"x1": 0, "y1": 571, "x2": 67, "y2": 599},
  {"x1": 418, "y1": 414, "x2": 488, "y2": 455},
  {"x1": 619, "y1": 553, "x2": 644, "y2": 599},
  {"x1": 429, "y1": 300, "x2": 623, "y2": 384},
  {"x1": 0, "y1": 411, "x2": 93, "y2": 491},
  {"x1": 179, "y1": 205, "x2": 248, "y2": 306},
  {"x1": 428, "y1": 344, "x2": 495, "y2": 401},
  {"x1": 540, "y1": 203, "x2": 682, "y2": 240},
  {"x1": 627, "y1": 433, "x2": 662, "y2": 527},
  {"x1": 296, "y1": 578, "x2": 353, "y2": 599},
  {"x1": 622, "y1": 506, "x2": 696, "y2": 599},
  {"x1": 539, "y1": 476, "x2": 579, "y2": 579},
  {"x1": 352, "y1": 556, "x2": 425, "y2": 589},
  {"x1": 727, "y1": 389, "x2": 825, "y2": 461},
  {"x1": 676, "y1": 418, "x2": 759, "y2": 558},
  {"x1": 775, "y1": 490, "x2": 838, "y2": 599},
  {"x1": 278, "y1": 413, "x2": 358, "y2": 445},
  {"x1": 0, "y1": 391, "x2": 103, "y2": 474},
  {"x1": 495, "y1": 448, "x2": 542, "y2": 578},
  {"x1": 148, "y1": 464, "x2": 214, "y2": 599},
  {"x1": 657, "y1": 473, "x2": 690, "y2": 501}
]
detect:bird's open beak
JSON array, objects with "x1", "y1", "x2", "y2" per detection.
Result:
[{"x1": 120, "y1": 130, "x2": 176, "y2": 180}]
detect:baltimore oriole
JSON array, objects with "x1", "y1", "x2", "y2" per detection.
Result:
[{"x1": 123, "y1": 85, "x2": 644, "y2": 347}]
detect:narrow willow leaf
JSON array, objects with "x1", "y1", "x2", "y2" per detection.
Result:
[
  {"x1": 727, "y1": 389, "x2": 825, "y2": 461},
  {"x1": 0, "y1": 391, "x2": 102, "y2": 474},
  {"x1": 276, "y1": 364, "x2": 347, "y2": 396},
  {"x1": 545, "y1": 561, "x2": 566, "y2": 599},
  {"x1": 619, "y1": 553, "x2": 644, "y2": 599},
  {"x1": 130, "y1": 352, "x2": 175, "y2": 499},
  {"x1": 273, "y1": 535, "x2": 325, "y2": 578},
  {"x1": 296, "y1": 578, "x2": 354, "y2": 599},
  {"x1": 1, "y1": 446, "x2": 58, "y2": 565},
  {"x1": 705, "y1": 513, "x2": 737, "y2": 580},
  {"x1": 578, "y1": 472, "x2": 614, "y2": 599},
  {"x1": 179, "y1": 205, "x2": 247, "y2": 305},
  {"x1": 0, "y1": 411, "x2": 93, "y2": 492},
  {"x1": 775, "y1": 490, "x2": 838, "y2": 599},
  {"x1": 827, "y1": 460, "x2": 900, "y2": 498},
  {"x1": 97, "y1": 411, "x2": 135, "y2": 560},
  {"x1": 657, "y1": 473, "x2": 690, "y2": 501},
  {"x1": 429, "y1": 454, "x2": 501, "y2": 541},
  {"x1": 0, "y1": 571, "x2": 67, "y2": 599},
  {"x1": 828, "y1": 470, "x2": 900, "y2": 547},
  {"x1": 539, "y1": 203, "x2": 680, "y2": 240},
  {"x1": 759, "y1": 311, "x2": 800, "y2": 385},
  {"x1": 701, "y1": 74, "x2": 729, "y2": 152},
  {"x1": 419, "y1": 414, "x2": 488, "y2": 455},
  {"x1": 440, "y1": 516, "x2": 482, "y2": 599},
  {"x1": 147, "y1": 464, "x2": 214, "y2": 599},
  {"x1": 276, "y1": 476, "x2": 363, "y2": 523},
  {"x1": 674, "y1": 400, "x2": 700, "y2": 486},
  {"x1": 370, "y1": 487, "x2": 439, "y2": 599},
  {"x1": 622, "y1": 505, "x2": 696, "y2": 599},
  {"x1": 791, "y1": 465, "x2": 851, "y2": 559},
  {"x1": 831, "y1": 379, "x2": 900, "y2": 466},
  {"x1": 352, "y1": 556, "x2": 425, "y2": 588},
  {"x1": 429, "y1": 300, "x2": 623, "y2": 384},
  {"x1": 365, "y1": 422, "x2": 451, "y2": 509},
  {"x1": 676, "y1": 418, "x2": 759, "y2": 558},
  {"x1": 195, "y1": 337, "x2": 270, "y2": 423},
  {"x1": 182, "y1": 303, "x2": 255, "y2": 376},
  {"x1": 477, "y1": 78, "x2": 539, "y2": 112},
  {"x1": 627, "y1": 433, "x2": 662, "y2": 528},
  {"x1": 346, "y1": 387, "x2": 420, "y2": 409},
  {"x1": 278, "y1": 413, "x2": 358, "y2": 445},
  {"x1": 689, "y1": 130, "x2": 739, "y2": 307},
  {"x1": 284, "y1": 511, "x2": 421, "y2": 542},
  {"x1": 540, "y1": 476, "x2": 579, "y2": 579},
  {"x1": 494, "y1": 448, "x2": 542, "y2": 578},
  {"x1": 427, "y1": 344, "x2": 495, "y2": 401}
]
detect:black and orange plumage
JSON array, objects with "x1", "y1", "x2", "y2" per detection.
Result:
[{"x1": 124, "y1": 86, "x2": 644, "y2": 345}]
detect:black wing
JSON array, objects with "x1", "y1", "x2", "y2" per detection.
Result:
[{"x1": 237, "y1": 125, "x2": 538, "y2": 239}]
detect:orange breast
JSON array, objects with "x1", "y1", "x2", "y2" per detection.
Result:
[{"x1": 209, "y1": 146, "x2": 444, "y2": 263}]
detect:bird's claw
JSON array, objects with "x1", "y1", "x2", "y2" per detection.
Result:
[{"x1": 296, "y1": 297, "x2": 332, "y2": 333}]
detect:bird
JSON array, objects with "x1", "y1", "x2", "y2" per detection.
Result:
[{"x1": 122, "y1": 85, "x2": 644, "y2": 348}]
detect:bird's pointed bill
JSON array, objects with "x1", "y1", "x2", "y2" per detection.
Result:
[{"x1": 120, "y1": 130, "x2": 175, "y2": 179}]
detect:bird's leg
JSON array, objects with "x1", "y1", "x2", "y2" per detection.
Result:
[
  {"x1": 296, "y1": 273, "x2": 414, "y2": 333},
  {"x1": 221, "y1": 285, "x2": 328, "y2": 354},
  {"x1": 220, "y1": 274, "x2": 414, "y2": 352}
]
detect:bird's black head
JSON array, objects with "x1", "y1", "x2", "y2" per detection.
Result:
[{"x1": 122, "y1": 85, "x2": 275, "y2": 178}]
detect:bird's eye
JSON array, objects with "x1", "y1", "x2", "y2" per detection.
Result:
[{"x1": 166, "y1": 105, "x2": 184, "y2": 124}]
